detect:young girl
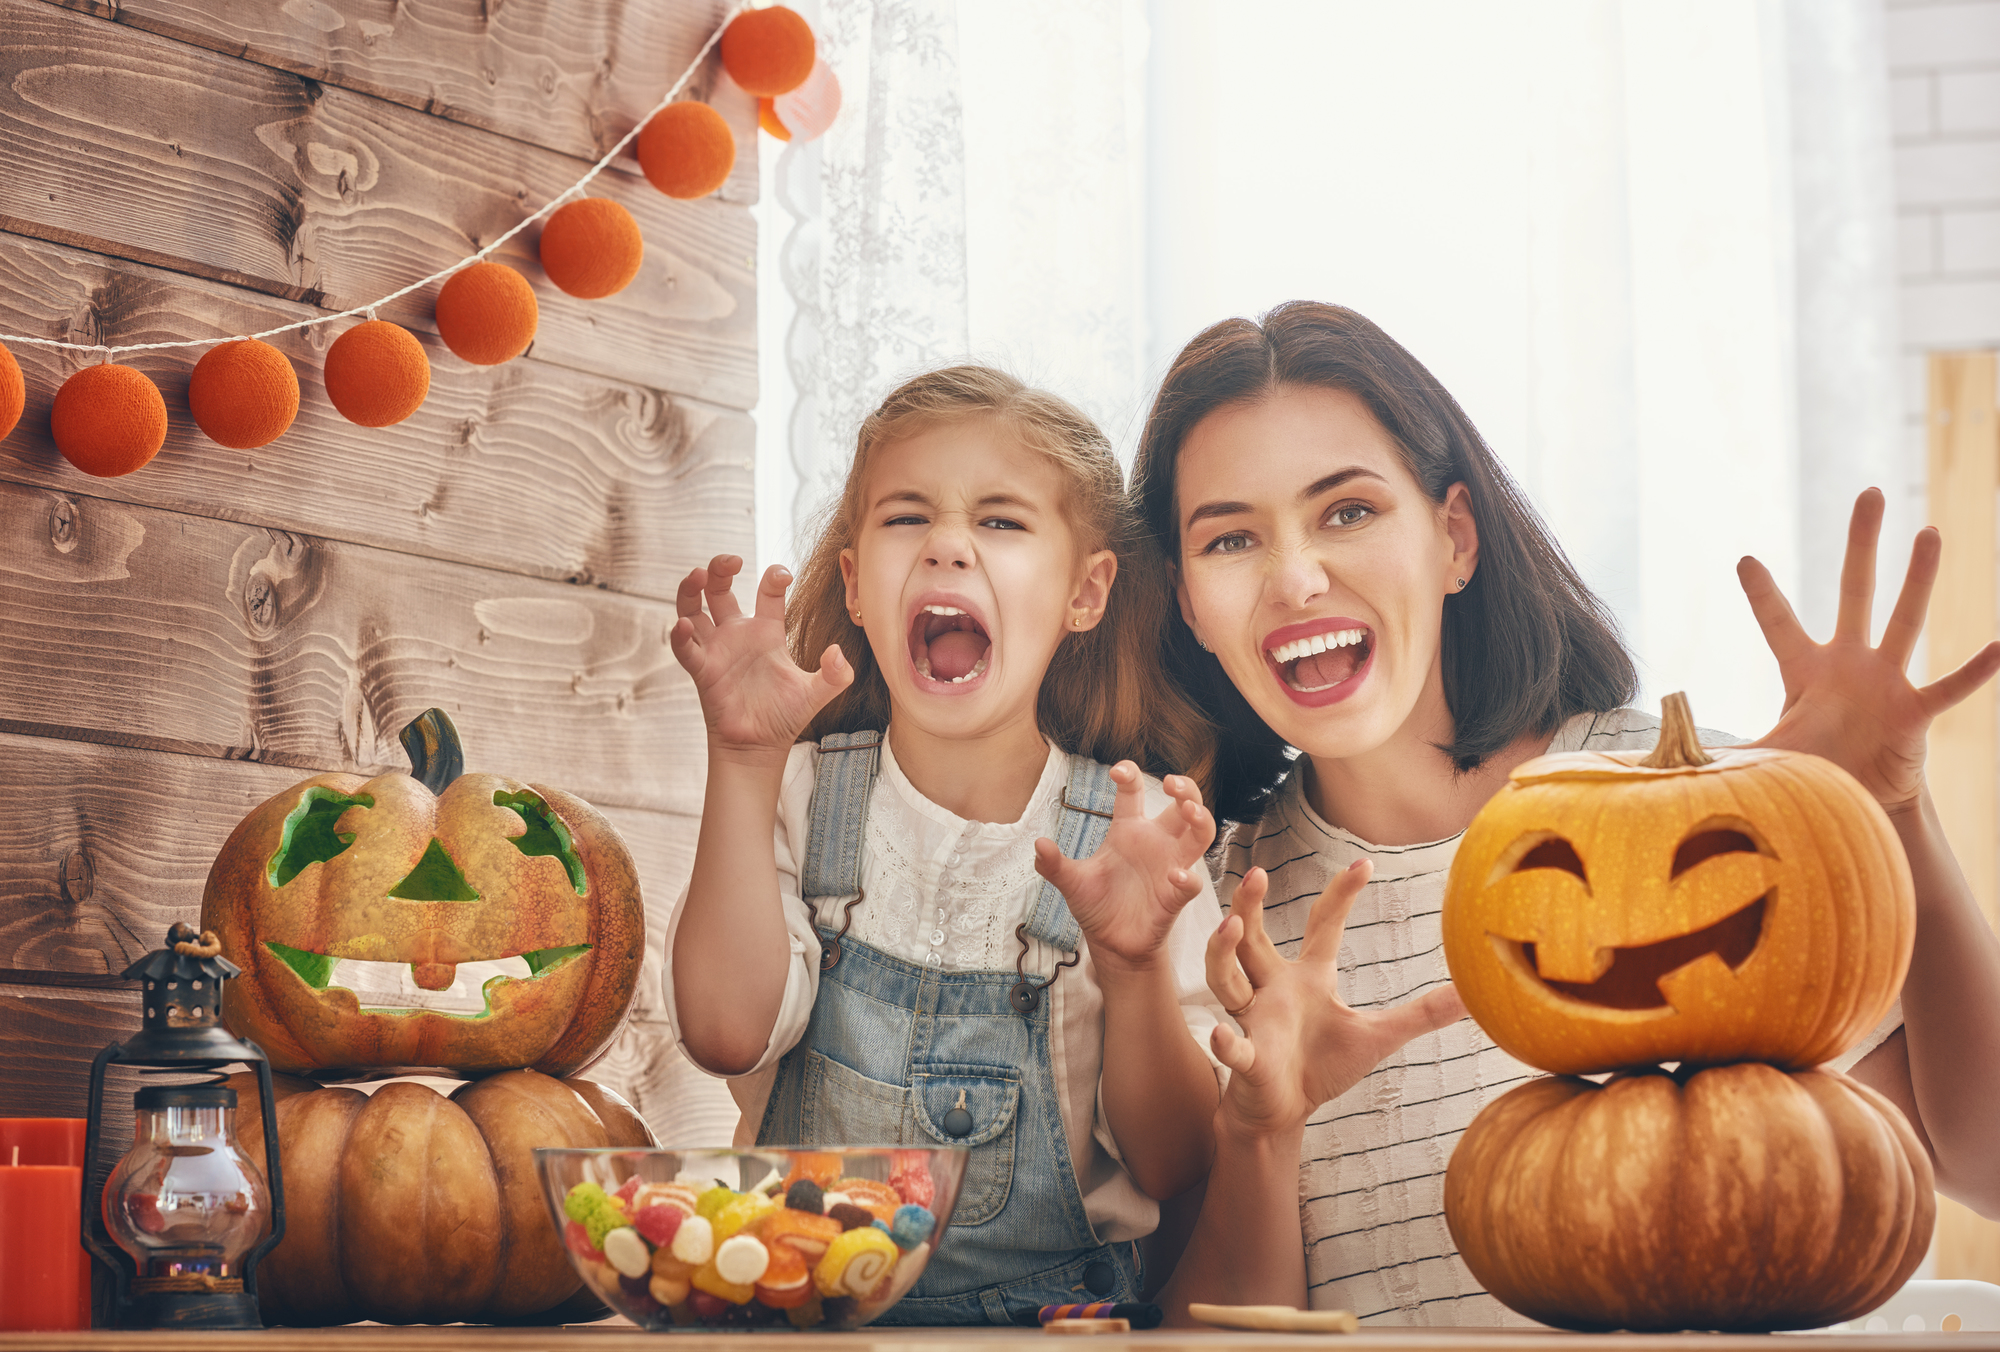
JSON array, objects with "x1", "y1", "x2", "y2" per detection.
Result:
[{"x1": 665, "y1": 366, "x2": 1229, "y2": 1325}]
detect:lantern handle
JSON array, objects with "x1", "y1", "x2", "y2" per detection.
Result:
[{"x1": 398, "y1": 708, "x2": 466, "y2": 793}]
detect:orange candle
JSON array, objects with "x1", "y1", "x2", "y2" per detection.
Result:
[{"x1": 0, "y1": 1119, "x2": 91, "y2": 1330}]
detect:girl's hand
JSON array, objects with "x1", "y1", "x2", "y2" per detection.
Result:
[
  {"x1": 1034, "y1": 764, "x2": 1214, "y2": 972},
  {"x1": 1739, "y1": 488, "x2": 2000, "y2": 812},
  {"x1": 670, "y1": 555, "x2": 853, "y2": 764},
  {"x1": 1205, "y1": 863, "x2": 1466, "y2": 1137}
]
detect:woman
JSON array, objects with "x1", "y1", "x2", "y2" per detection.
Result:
[{"x1": 1136, "y1": 303, "x2": 2000, "y2": 1325}]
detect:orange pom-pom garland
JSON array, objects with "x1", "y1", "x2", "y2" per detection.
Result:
[
  {"x1": 188, "y1": 339, "x2": 300, "y2": 449},
  {"x1": 324, "y1": 320, "x2": 430, "y2": 427},
  {"x1": 637, "y1": 101, "x2": 737, "y2": 200},
  {"x1": 434, "y1": 261, "x2": 539, "y2": 366},
  {"x1": 51, "y1": 363, "x2": 168, "y2": 478},
  {"x1": 539, "y1": 199, "x2": 644, "y2": 299},
  {"x1": 722, "y1": 6, "x2": 817, "y2": 97},
  {"x1": 758, "y1": 99, "x2": 792, "y2": 142},
  {"x1": 0, "y1": 341, "x2": 22, "y2": 443}
]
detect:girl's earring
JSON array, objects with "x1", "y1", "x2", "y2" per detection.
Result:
[{"x1": 853, "y1": 611, "x2": 862, "y2": 623}]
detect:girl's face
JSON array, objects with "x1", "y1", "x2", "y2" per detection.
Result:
[
  {"x1": 841, "y1": 418, "x2": 1116, "y2": 742},
  {"x1": 1175, "y1": 384, "x2": 1478, "y2": 762}
]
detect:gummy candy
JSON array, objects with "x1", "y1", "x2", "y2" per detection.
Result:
[
  {"x1": 826, "y1": 1202, "x2": 877, "y2": 1232},
  {"x1": 714, "y1": 1191, "x2": 778, "y2": 1241},
  {"x1": 688, "y1": 1290, "x2": 731, "y2": 1322},
  {"x1": 634, "y1": 1202, "x2": 683, "y2": 1248},
  {"x1": 715, "y1": 1233, "x2": 772, "y2": 1285},
  {"x1": 670, "y1": 1214, "x2": 716, "y2": 1266},
  {"x1": 890, "y1": 1151, "x2": 935, "y2": 1208},
  {"x1": 649, "y1": 1271, "x2": 691, "y2": 1307},
  {"x1": 786, "y1": 1294, "x2": 826, "y2": 1329},
  {"x1": 695, "y1": 1184, "x2": 737, "y2": 1219},
  {"x1": 614, "y1": 1175, "x2": 643, "y2": 1205},
  {"x1": 785, "y1": 1179, "x2": 825, "y2": 1214},
  {"x1": 814, "y1": 1225, "x2": 898, "y2": 1298},
  {"x1": 563, "y1": 1219, "x2": 600, "y2": 1259},
  {"x1": 756, "y1": 1207, "x2": 843, "y2": 1259},
  {"x1": 603, "y1": 1226, "x2": 651, "y2": 1278},
  {"x1": 651, "y1": 1245, "x2": 694, "y2": 1281},
  {"x1": 563, "y1": 1181, "x2": 630, "y2": 1250},
  {"x1": 887, "y1": 1203, "x2": 936, "y2": 1250},
  {"x1": 692, "y1": 1258, "x2": 757, "y2": 1305},
  {"x1": 784, "y1": 1151, "x2": 843, "y2": 1189},
  {"x1": 754, "y1": 1242, "x2": 813, "y2": 1308},
  {"x1": 832, "y1": 1178, "x2": 901, "y2": 1220},
  {"x1": 618, "y1": 1271, "x2": 661, "y2": 1316},
  {"x1": 634, "y1": 1181, "x2": 700, "y2": 1215}
]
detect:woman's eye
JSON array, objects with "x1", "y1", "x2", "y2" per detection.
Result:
[
  {"x1": 1328, "y1": 504, "x2": 1373, "y2": 528},
  {"x1": 1202, "y1": 532, "x2": 1253, "y2": 556},
  {"x1": 979, "y1": 517, "x2": 1025, "y2": 531}
]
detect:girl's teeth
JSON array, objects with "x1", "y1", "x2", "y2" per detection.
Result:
[
  {"x1": 1267, "y1": 628, "x2": 1367, "y2": 665},
  {"x1": 913, "y1": 655, "x2": 989, "y2": 684},
  {"x1": 921, "y1": 604, "x2": 967, "y2": 616}
]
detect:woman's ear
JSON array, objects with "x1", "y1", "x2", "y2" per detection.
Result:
[
  {"x1": 1442, "y1": 482, "x2": 1479, "y2": 592},
  {"x1": 1176, "y1": 570, "x2": 1201, "y2": 637},
  {"x1": 838, "y1": 548, "x2": 861, "y2": 620},
  {"x1": 1069, "y1": 549, "x2": 1118, "y2": 632}
]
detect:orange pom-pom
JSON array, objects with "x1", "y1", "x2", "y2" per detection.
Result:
[
  {"x1": 188, "y1": 339, "x2": 300, "y2": 449},
  {"x1": 722, "y1": 6, "x2": 816, "y2": 97},
  {"x1": 51, "y1": 363, "x2": 167, "y2": 478},
  {"x1": 539, "y1": 199, "x2": 644, "y2": 299},
  {"x1": 0, "y1": 341, "x2": 22, "y2": 443},
  {"x1": 637, "y1": 102, "x2": 737, "y2": 200},
  {"x1": 758, "y1": 98, "x2": 792, "y2": 142},
  {"x1": 434, "y1": 261, "x2": 539, "y2": 366},
  {"x1": 324, "y1": 320, "x2": 430, "y2": 427}
]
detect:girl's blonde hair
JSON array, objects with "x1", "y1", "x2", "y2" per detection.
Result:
[{"x1": 791, "y1": 365, "x2": 1217, "y2": 797}]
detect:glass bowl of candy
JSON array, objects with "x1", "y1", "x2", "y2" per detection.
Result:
[{"x1": 534, "y1": 1146, "x2": 965, "y2": 1331}]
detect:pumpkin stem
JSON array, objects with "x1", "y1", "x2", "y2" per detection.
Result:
[
  {"x1": 399, "y1": 708, "x2": 466, "y2": 793},
  {"x1": 1640, "y1": 692, "x2": 1714, "y2": 769}
]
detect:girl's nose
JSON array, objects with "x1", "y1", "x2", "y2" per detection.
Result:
[
  {"x1": 1269, "y1": 547, "x2": 1331, "y2": 610},
  {"x1": 924, "y1": 521, "x2": 975, "y2": 570}
]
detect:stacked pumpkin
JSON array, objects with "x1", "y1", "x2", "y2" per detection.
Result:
[
  {"x1": 1439, "y1": 693, "x2": 1929, "y2": 1332},
  {"x1": 200, "y1": 709, "x2": 651, "y2": 1326}
]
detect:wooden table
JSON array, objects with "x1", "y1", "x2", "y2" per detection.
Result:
[{"x1": 4, "y1": 1330, "x2": 1997, "y2": 1351}]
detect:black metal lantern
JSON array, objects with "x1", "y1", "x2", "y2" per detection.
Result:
[{"x1": 82, "y1": 923, "x2": 286, "y2": 1329}]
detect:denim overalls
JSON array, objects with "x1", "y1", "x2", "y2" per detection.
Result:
[{"x1": 757, "y1": 731, "x2": 1144, "y2": 1324}]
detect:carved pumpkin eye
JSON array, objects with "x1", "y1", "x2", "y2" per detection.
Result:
[
  {"x1": 1512, "y1": 835, "x2": 1586, "y2": 879},
  {"x1": 1671, "y1": 826, "x2": 1759, "y2": 876}
]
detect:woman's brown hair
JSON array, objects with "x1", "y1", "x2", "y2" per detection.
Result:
[
  {"x1": 791, "y1": 364, "x2": 1217, "y2": 794},
  {"x1": 1131, "y1": 302, "x2": 1637, "y2": 821}
]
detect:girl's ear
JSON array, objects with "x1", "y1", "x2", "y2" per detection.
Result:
[
  {"x1": 1442, "y1": 482, "x2": 1479, "y2": 592},
  {"x1": 839, "y1": 548, "x2": 861, "y2": 620},
  {"x1": 1068, "y1": 548, "x2": 1118, "y2": 632}
]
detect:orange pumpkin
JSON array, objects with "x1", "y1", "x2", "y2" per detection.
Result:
[
  {"x1": 201, "y1": 710, "x2": 643, "y2": 1077},
  {"x1": 1441, "y1": 694, "x2": 1912, "y2": 1075},
  {"x1": 1445, "y1": 1062, "x2": 1933, "y2": 1331},
  {"x1": 227, "y1": 1068, "x2": 653, "y2": 1325}
]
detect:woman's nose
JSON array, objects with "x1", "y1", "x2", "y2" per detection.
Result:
[{"x1": 1269, "y1": 547, "x2": 1331, "y2": 609}]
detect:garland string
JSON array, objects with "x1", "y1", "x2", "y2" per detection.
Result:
[{"x1": 0, "y1": 0, "x2": 748, "y2": 362}]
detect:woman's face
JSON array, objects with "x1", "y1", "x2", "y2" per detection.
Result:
[{"x1": 1174, "y1": 384, "x2": 1477, "y2": 762}]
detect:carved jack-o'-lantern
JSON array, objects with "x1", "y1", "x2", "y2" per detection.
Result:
[
  {"x1": 201, "y1": 710, "x2": 644, "y2": 1076},
  {"x1": 1441, "y1": 695, "x2": 1913, "y2": 1075}
]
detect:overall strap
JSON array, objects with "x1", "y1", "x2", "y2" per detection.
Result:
[
  {"x1": 1021, "y1": 756, "x2": 1118, "y2": 953},
  {"x1": 799, "y1": 730, "x2": 885, "y2": 901}
]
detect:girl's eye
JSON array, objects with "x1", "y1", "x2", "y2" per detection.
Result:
[
  {"x1": 979, "y1": 517, "x2": 1025, "y2": 531},
  {"x1": 1202, "y1": 531, "x2": 1253, "y2": 556},
  {"x1": 1328, "y1": 504, "x2": 1373, "y2": 528},
  {"x1": 885, "y1": 514, "x2": 928, "y2": 527}
]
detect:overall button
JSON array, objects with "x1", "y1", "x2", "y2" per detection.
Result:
[
  {"x1": 948, "y1": 853, "x2": 961, "y2": 866},
  {"x1": 930, "y1": 930, "x2": 945, "y2": 945},
  {"x1": 1083, "y1": 1260, "x2": 1117, "y2": 1296}
]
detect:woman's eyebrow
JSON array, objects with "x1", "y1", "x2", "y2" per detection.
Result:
[
  {"x1": 1299, "y1": 467, "x2": 1387, "y2": 500},
  {"x1": 1185, "y1": 499, "x2": 1252, "y2": 528}
]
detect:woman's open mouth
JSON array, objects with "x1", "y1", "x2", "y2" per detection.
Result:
[
  {"x1": 908, "y1": 601, "x2": 992, "y2": 690},
  {"x1": 1265, "y1": 621, "x2": 1373, "y2": 705}
]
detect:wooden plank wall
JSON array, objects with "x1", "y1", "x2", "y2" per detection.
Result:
[
  {"x1": 0, "y1": 0, "x2": 751, "y2": 1158},
  {"x1": 1923, "y1": 351, "x2": 2000, "y2": 1281}
]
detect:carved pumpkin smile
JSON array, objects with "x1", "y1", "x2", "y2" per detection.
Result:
[
  {"x1": 264, "y1": 945, "x2": 591, "y2": 1016},
  {"x1": 1442, "y1": 695, "x2": 1913, "y2": 1075}
]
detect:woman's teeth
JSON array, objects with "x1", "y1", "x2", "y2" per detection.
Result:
[
  {"x1": 915, "y1": 655, "x2": 989, "y2": 683},
  {"x1": 1268, "y1": 628, "x2": 1368, "y2": 665}
]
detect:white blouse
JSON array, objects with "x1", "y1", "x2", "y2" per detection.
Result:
[{"x1": 663, "y1": 734, "x2": 1231, "y2": 1242}]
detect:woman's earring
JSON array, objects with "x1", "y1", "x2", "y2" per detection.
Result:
[
  {"x1": 1455, "y1": 577, "x2": 1467, "y2": 591},
  {"x1": 1195, "y1": 635, "x2": 1211, "y2": 651}
]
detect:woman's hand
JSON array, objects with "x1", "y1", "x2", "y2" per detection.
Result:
[
  {"x1": 671, "y1": 555, "x2": 853, "y2": 765},
  {"x1": 1206, "y1": 862, "x2": 1466, "y2": 1136},
  {"x1": 1035, "y1": 764, "x2": 1214, "y2": 973},
  {"x1": 1739, "y1": 488, "x2": 2000, "y2": 811}
]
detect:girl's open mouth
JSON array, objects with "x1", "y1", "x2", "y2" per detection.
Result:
[
  {"x1": 1265, "y1": 622, "x2": 1373, "y2": 705},
  {"x1": 908, "y1": 602, "x2": 992, "y2": 688}
]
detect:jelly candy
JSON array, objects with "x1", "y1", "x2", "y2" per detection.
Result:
[
  {"x1": 618, "y1": 1271, "x2": 661, "y2": 1317},
  {"x1": 634, "y1": 1181, "x2": 700, "y2": 1215},
  {"x1": 786, "y1": 1293, "x2": 826, "y2": 1328},
  {"x1": 692, "y1": 1258, "x2": 757, "y2": 1305},
  {"x1": 785, "y1": 1179, "x2": 825, "y2": 1214},
  {"x1": 714, "y1": 1191, "x2": 777, "y2": 1241},
  {"x1": 649, "y1": 1270, "x2": 691, "y2": 1307},
  {"x1": 695, "y1": 1184, "x2": 737, "y2": 1219},
  {"x1": 754, "y1": 1241, "x2": 813, "y2": 1308},
  {"x1": 887, "y1": 1203, "x2": 936, "y2": 1250},
  {"x1": 603, "y1": 1226, "x2": 651, "y2": 1278},
  {"x1": 814, "y1": 1225, "x2": 898, "y2": 1298},
  {"x1": 832, "y1": 1177, "x2": 901, "y2": 1220},
  {"x1": 890, "y1": 1151, "x2": 935, "y2": 1208},
  {"x1": 614, "y1": 1175, "x2": 643, "y2": 1205},
  {"x1": 634, "y1": 1202, "x2": 683, "y2": 1248},
  {"x1": 564, "y1": 1180, "x2": 631, "y2": 1250},
  {"x1": 784, "y1": 1151, "x2": 843, "y2": 1189},
  {"x1": 688, "y1": 1290, "x2": 731, "y2": 1322},
  {"x1": 563, "y1": 1219, "x2": 600, "y2": 1259},
  {"x1": 651, "y1": 1245, "x2": 694, "y2": 1281},
  {"x1": 757, "y1": 1207, "x2": 844, "y2": 1261},
  {"x1": 670, "y1": 1213, "x2": 716, "y2": 1266},
  {"x1": 826, "y1": 1202, "x2": 877, "y2": 1232},
  {"x1": 715, "y1": 1233, "x2": 772, "y2": 1285}
]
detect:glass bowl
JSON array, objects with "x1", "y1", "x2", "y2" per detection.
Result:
[{"x1": 534, "y1": 1146, "x2": 966, "y2": 1331}]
